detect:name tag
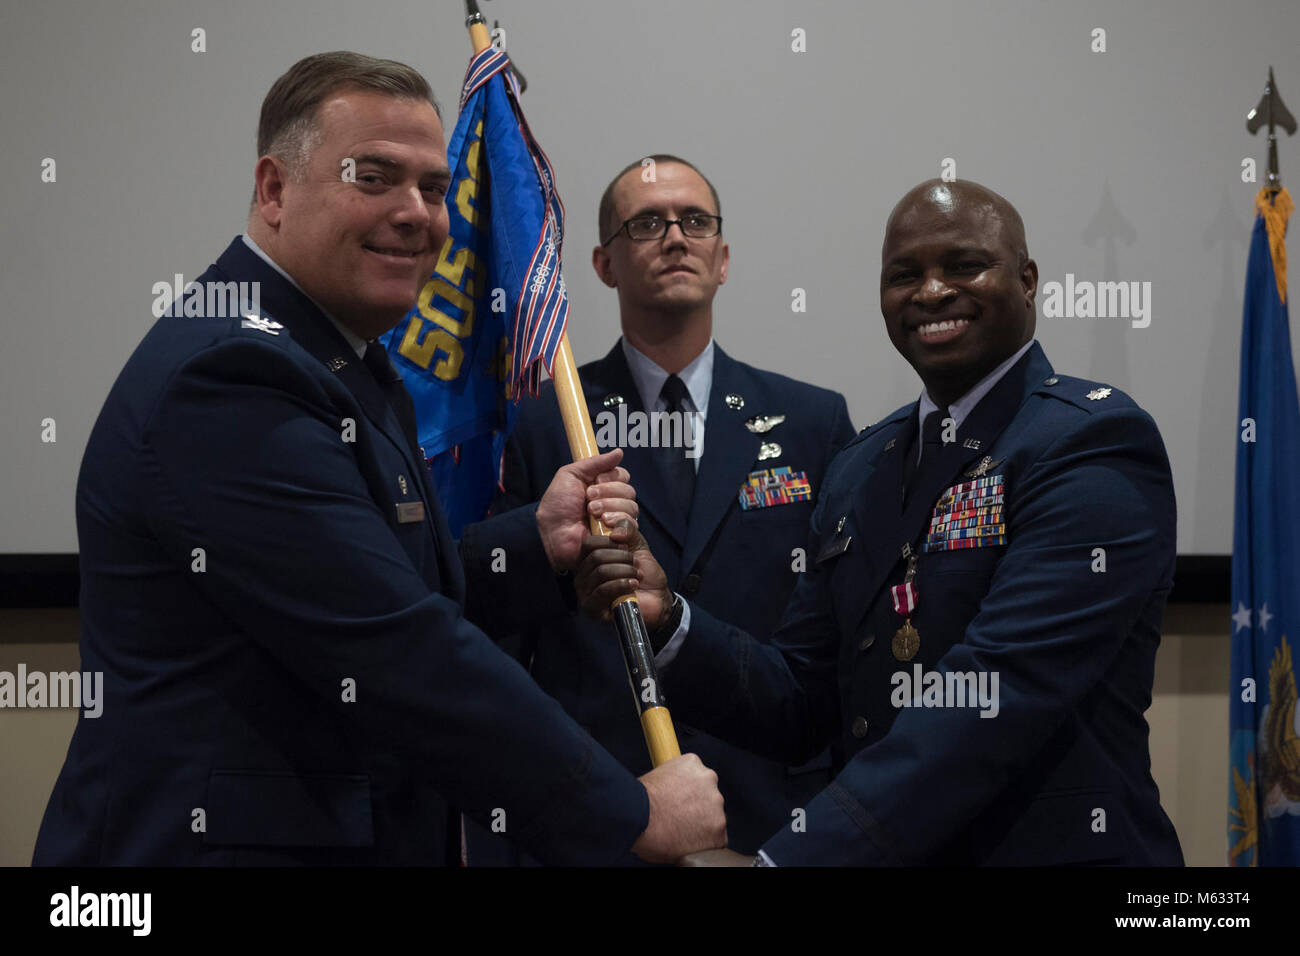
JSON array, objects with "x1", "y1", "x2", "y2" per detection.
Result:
[
  {"x1": 395, "y1": 501, "x2": 426, "y2": 524},
  {"x1": 816, "y1": 535, "x2": 852, "y2": 564}
]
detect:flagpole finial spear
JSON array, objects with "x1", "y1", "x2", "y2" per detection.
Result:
[
  {"x1": 462, "y1": 1, "x2": 528, "y2": 93},
  {"x1": 1247, "y1": 67, "x2": 1297, "y2": 193}
]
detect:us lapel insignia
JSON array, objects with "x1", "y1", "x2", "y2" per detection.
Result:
[
  {"x1": 398, "y1": 475, "x2": 409, "y2": 495},
  {"x1": 964, "y1": 455, "x2": 1005, "y2": 478},
  {"x1": 1086, "y1": 387, "x2": 1113, "y2": 401},
  {"x1": 745, "y1": 414, "x2": 785, "y2": 434},
  {"x1": 725, "y1": 393, "x2": 745, "y2": 410},
  {"x1": 326, "y1": 356, "x2": 348, "y2": 371},
  {"x1": 883, "y1": 437, "x2": 897, "y2": 451},
  {"x1": 962, "y1": 437, "x2": 982, "y2": 450},
  {"x1": 757, "y1": 441, "x2": 782, "y2": 461},
  {"x1": 602, "y1": 393, "x2": 625, "y2": 408}
]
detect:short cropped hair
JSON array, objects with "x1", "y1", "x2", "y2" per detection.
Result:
[
  {"x1": 256, "y1": 51, "x2": 441, "y2": 183},
  {"x1": 598, "y1": 154, "x2": 722, "y2": 242}
]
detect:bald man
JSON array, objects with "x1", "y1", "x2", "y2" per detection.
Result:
[{"x1": 577, "y1": 179, "x2": 1184, "y2": 866}]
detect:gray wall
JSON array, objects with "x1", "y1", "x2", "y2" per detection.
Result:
[{"x1": 2, "y1": 0, "x2": 1298, "y2": 554}]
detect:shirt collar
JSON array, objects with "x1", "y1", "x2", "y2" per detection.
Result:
[
  {"x1": 241, "y1": 234, "x2": 369, "y2": 359},
  {"x1": 917, "y1": 338, "x2": 1036, "y2": 430},
  {"x1": 621, "y1": 337, "x2": 714, "y2": 418}
]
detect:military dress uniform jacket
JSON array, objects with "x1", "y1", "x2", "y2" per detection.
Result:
[
  {"x1": 33, "y1": 238, "x2": 648, "y2": 866},
  {"x1": 483, "y1": 341, "x2": 854, "y2": 854},
  {"x1": 665, "y1": 343, "x2": 1184, "y2": 865}
]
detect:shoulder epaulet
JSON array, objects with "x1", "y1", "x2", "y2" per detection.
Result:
[
  {"x1": 844, "y1": 403, "x2": 912, "y2": 450},
  {"x1": 1035, "y1": 374, "x2": 1139, "y2": 413},
  {"x1": 233, "y1": 314, "x2": 287, "y2": 337},
  {"x1": 221, "y1": 311, "x2": 297, "y2": 359}
]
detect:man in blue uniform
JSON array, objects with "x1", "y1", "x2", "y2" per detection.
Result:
[
  {"x1": 577, "y1": 179, "x2": 1184, "y2": 866},
  {"x1": 470, "y1": 155, "x2": 854, "y2": 860},
  {"x1": 33, "y1": 52, "x2": 726, "y2": 866}
]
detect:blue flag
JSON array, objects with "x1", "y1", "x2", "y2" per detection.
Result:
[
  {"x1": 379, "y1": 47, "x2": 569, "y2": 536},
  {"x1": 1228, "y1": 188, "x2": 1300, "y2": 866}
]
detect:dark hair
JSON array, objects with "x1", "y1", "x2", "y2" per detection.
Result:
[
  {"x1": 598, "y1": 154, "x2": 721, "y2": 241},
  {"x1": 256, "y1": 51, "x2": 441, "y2": 180}
]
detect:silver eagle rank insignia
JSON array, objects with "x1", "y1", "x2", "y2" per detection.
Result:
[{"x1": 240, "y1": 314, "x2": 284, "y2": 335}]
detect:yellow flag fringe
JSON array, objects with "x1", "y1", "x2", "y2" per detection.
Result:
[{"x1": 1256, "y1": 187, "x2": 1293, "y2": 304}]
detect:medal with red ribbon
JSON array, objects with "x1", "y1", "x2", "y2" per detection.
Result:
[{"x1": 890, "y1": 543, "x2": 921, "y2": 661}]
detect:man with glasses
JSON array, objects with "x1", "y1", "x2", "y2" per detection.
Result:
[{"x1": 470, "y1": 155, "x2": 855, "y2": 862}]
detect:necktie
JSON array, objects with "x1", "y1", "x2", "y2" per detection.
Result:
[
  {"x1": 902, "y1": 406, "x2": 950, "y2": 510},
  {"x1": 657, "y1": 373, "x2": 696, "y2": 519},
  {"x1": 363, "y1": 342, "x2": 422, "y2": 462}
]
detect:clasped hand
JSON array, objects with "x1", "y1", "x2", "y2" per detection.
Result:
[
  {"x1": 536, "y1": 448, "x2": 640, "y2": 572},
  {"x1": 573, "y1": 515, "x2": 672, "y2": 632}
]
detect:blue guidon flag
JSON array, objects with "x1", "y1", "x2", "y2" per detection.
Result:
[
  {"x1": 379, "y1": 46, "x2": 569, "y2": 535},
  {"x1": 1228, "y1": 187, "x2": 1300, "y2": 866}
]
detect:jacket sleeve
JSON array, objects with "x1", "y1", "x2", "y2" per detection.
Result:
[
  {"x1": 459, "y1": 502, "x2": 578, "y2": 638},
  {"x1": 760, "y1": 407, "x2": 1176, "y2": 864},
  {"x1": 664, "y1": 483, "x2": 845, "y2": 766},
  {"x1": 459, "y1": 392, "x2": 579, "y2": 639},
  {"x1": 142, "y1": 337, "x2": 647, "y2": 865}
]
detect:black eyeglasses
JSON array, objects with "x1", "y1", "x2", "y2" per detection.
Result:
[{"x1": 601, "y1": 213, "x2": 722, "y2": 246}]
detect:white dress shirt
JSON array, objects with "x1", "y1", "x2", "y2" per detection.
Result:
[
  {"x1": 620, "y1": 337, "x2": 714, "y2": 474},
  {"x1": 913, "y1": 339, "x2": 1036, "y2": 460}
]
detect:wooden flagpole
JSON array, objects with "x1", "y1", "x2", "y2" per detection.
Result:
[{"x1": 464, "y1": 3, "x2": 682, "y2": 767}]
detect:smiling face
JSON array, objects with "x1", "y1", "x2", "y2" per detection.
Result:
[
  {"x1": 252, "y1": 89, "x2": 451, "y2": 339},
  {"x1": 879, "y1": 181, "x2": 1038, "y2": 405},
  {"x1": 592, "y1": 161, "x2": 729, "y2": 317}
]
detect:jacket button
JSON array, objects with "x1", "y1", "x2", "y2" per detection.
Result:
[
  {"x1": 682, "y1": 573, "x2": 702, "y2": 596},
  {"x1": 858, "y1": 634, "x2": 875, "y2": 652},
  {"x1": 851, "y1": 716, "x2": 869, "y2": 738}
]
